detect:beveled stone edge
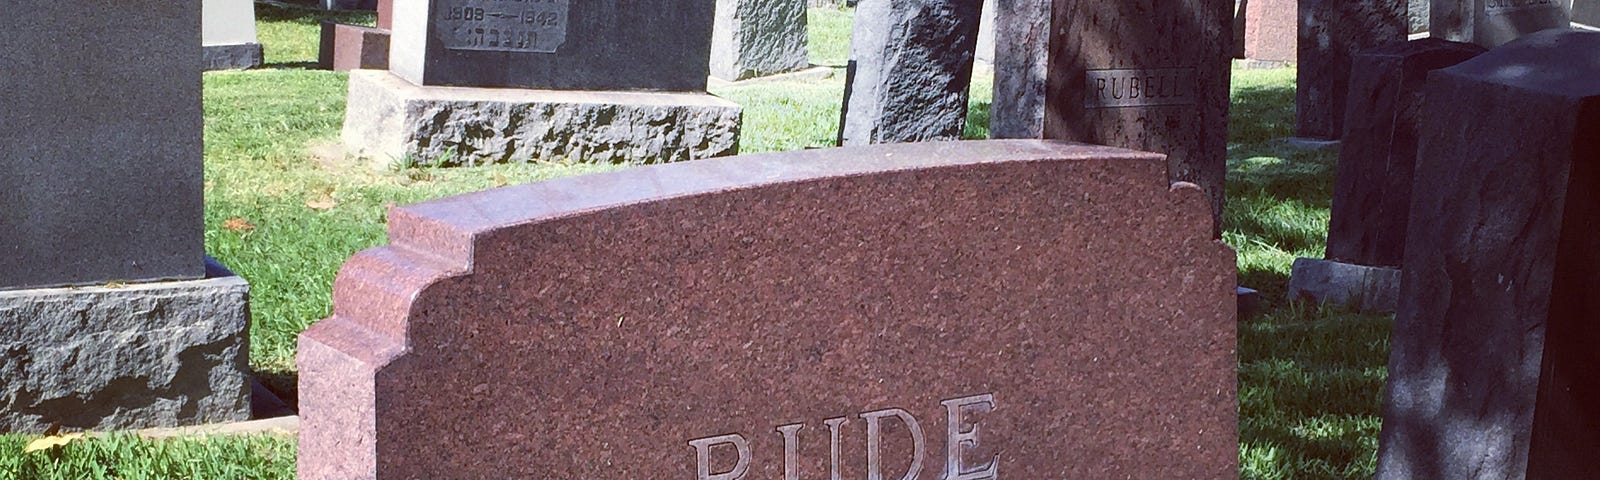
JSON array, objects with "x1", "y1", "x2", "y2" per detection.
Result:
[{"x1": 350, "y1": 70, "x2": 744, "y2": 108}]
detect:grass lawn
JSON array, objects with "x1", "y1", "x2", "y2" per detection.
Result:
[{"x1": 2, "y1": 3, "x2": 1388, "y2": 479}]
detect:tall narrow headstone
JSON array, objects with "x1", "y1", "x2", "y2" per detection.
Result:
[
  {"x1": 1, "y1": 0, "x2": 250, "y2": 432},
  {"x1": 838, "y1": 0, "x2": 984, "y2": 145},
  {"x1": 1296, "y1": 0, "x2": 1406, "y2": 140},
  {"x1": 343, "y1": 0, "x2": 742, "y2": 166},
  {"x1": 297, "y1": 140, "x2": 1238, "y2": 479},
  {"x1": 1287, "y1": 39, "x2": 1486, "y2": 313},
  {"x1": 1433, "y1": 0, "x2": 1573, "y2": 47},
  {"x1": 975, "y1": 0, "x2": 997, "y2": 63},
  {"x1": 320, "y1": 0, "x2": 394, "y2": 71},
  {"x1": 711, "y1": 0, "x2": 810, "y2": 81},
  {"x1": 990, "y1": 0, "x2": 1052, "y2": 139},
  {"x1": 1043, "y1": 0, "x2": 1233, "y2": 232},
  {"x1": 1243, "y1": 0, "x2": 1296, "y2": 63},
  {"x1": 1375, "y1": 29, "x2": 1600, "y2": 479},
  {"x1": 203, "y1": 0, "x2": 265, "y2": 70}
]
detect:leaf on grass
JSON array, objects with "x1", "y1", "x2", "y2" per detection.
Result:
[
  {"x1": 306, "y1": 194, "x2": 338, "y2": 211},
  {"x1": 222, "y1": 217, "x2": 257, "y2": 233},
  {"x1": 24, "y1": 433, "x2": 83, "y2": 453}
]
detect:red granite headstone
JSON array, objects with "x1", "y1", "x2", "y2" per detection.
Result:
[
  {"x1": 1243, "y1": 0, "x2": 1296, "y2": 63},
  {"x1": 318, "y1": 0, "x2": 393, "y2": 71},
  {"x1": 297, "y1": 140, "x2": 1237, "y2": 479},
  {"x1": 1375, "y1": 30, "x2": 1600, "y2": 479}
]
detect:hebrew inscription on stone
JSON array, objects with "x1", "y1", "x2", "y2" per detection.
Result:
[{"x1": 438, "y1": 0, "x2": 568, "y2": 53}]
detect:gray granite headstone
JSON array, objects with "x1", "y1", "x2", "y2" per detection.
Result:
[
  {"x1": 390, "y1": 0, "x2": 714, "y2": 91},
  {"x1": 1296, "y1": 0, "x2": 1407, "y2": 139},
  {"x1": 838, "y1": 0, "x2": 984, "y2": 145},
  {"x1": 990, "y1": 0, "x2": 1052, "y2": 139},
  {"x1": 1375, "y1": 29, "x2": 1600, "y2": 479},
  {"x1": 710, "y1": 0, "x2": 810, "y2": 81},
  {"x1": 1042, "y1": 0, "x2": 1234, "y2": 233},
  {"x1": 1578, "y1": 0, "x2": 1600, "y2": 26},
  {"x1": 1, "y1": 1, "x2": 204, "y2": 290},
  {"x1": 1432, "y1": 0, "x2": 1573, "y2": 47}
]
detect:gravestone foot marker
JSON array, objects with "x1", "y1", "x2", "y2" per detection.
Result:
[
  {"x1": 1375, "y1": 29, "x2": 1600, "y2": 479},
  {"x1": 298, "y1": 140, "x2": 1238, "y2": 478}
]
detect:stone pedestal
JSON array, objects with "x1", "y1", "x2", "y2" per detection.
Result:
[
  {"x1": 711, "y1": 0, "x2": 810, "y2": 81},
  {"x1": 1375, "y1": 29, "x2": 1600, "y2": 479},
  {"x1": 342, "y1": 71, "x2": 742, "y2": 166},
  {"x1": 0, "y1": 259, "x2": 251, "y2": 433},
  {"x1": 1285, "y1": 258, "x2": 1401, "y2": 313},
  {"x1": 1295, "y1": 0, "x2": 1406, "y2": 140},
  {"x1": 202, "y1": 0, "x2": 263, "y2": 71}
]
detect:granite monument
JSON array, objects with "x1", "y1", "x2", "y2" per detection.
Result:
[
  {"x1": 711, "y1": 0, "x2": 810, "y2": 81},
  {"x1": 838, "y1": 0, "x2": 985, "y2": 145}
]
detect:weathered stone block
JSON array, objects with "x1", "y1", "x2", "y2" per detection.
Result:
[
  {"x1": 0, "y1": 0, "x2": 204, "y2": 290},
  {"x1": 0, "y1": 259, "x2": 251, "y2": 433},
  {"x1": 319, "y1": 22, "x2": 391, "y2": 72},
  {"x1": 1296, "y1": 0, "x2": 1407, "y2": 140},
  {"x1": 1432, "y1": 0, "x2": 1572, "y2": 47},
  {"x1": 1286, "y1": 258, "x2": 1401, "y2": 313},
  {"x1": 204, "y1": 43, "x2": 265, "y2": 71},
  {"x1": 711, "y1": 0, "x2": 810, "y2": 81},
  {"x1": 990, "y1": 0, "x2": 1052, "y2": 139},
  {"x1": 838, "y1": 0, "x2": 984, "y2": 145},
  {"x1": 1375, "y1": 29, "x2": 1600, "y2": 479},
  {"x1": 1327, "y1": 39, "x2": 1485, "y2": 268},
  {"x1": 342, "y1": 71, "x2": 742, "y2": 166}
]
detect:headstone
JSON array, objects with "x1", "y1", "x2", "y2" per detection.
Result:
[
  {"x1": 1042, "y1": 0, "x2": 1233, "y2": 233},
  {"x1": 1375, "y1": 29, "x2": 1600, "y2": 479},
  {"x1": 711, "y1": 0, "x2": 810, "y2": 81},
  {"x1": 203, "y1": 0, "x2": 265, "y2": 70},
  {"x1": 1295, "y1": 0, "x2": 1407, "y2": 140},
  {"x1": 343, "y1": 0, "x2": 742, "y2": 166},
  {"x1": 976, "y1": 0, "x2": 997, "y2": 63},
  {"x1": 1286, "y1": 39, "x2": 1485, "y2": 313},
  {"x1": 990, "y1": 0, "x2": 1052, "y2": 139},
  {"x1": 1243, "y1": 0, "x2": 1296, "y2": 63},
  {"x1": 1410, "y1": 0, "x2": 1431, "y2": 33},
  {"x1": 837, "y1": 0, "x2": 984, "y2": 145},
  {"x1": 1432, "y1": 0, "x2": 1573, "y2": 47},
  {"x1": 0, "y1": 0, "x2": 250, "y2": 432},
  {"x1": 319, "y1": 0, "x2": 394, "y2": 71},
  {"x1": 1578, "y1": 0, "x2": 1600, "y2": 26},
  {"x1": 297, "y1": 140, "x2": 1238, "y2": 479}
]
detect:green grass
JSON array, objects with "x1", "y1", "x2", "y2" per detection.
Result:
[{"x1": 5, "y1": 4, "x2": 1387, "y2": 479}]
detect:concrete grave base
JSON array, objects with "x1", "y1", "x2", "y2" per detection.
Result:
[
  {"x1": 1286, "y1": 257, "x2": 1400, "y2": 313},
  {"x1": 318, "y1": 22, "x2": 389, "y2": 72},
  {"x1": 342, "y1": 71, "x2": 743, "y2": 167},
  {"x1": 0, "y1": 258, "x2": 251, "y2": 434},
  {"x1": 203, "y1": 43, "x2": 263, "y2": 71}
]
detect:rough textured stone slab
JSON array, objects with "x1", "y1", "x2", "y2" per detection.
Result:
[
  {"x1": 0, "y1": 0, "x2": 203, "y2": 290},
  {"x1": 203, "y1": 43, "x2": 265, "y2": 71},
  {"x1": 711, "y1": 0, "x2": 810, "y2": 81},
  {"x1": 390, "y1": 0, "x2": 713, "y2": 91},
  {"x1": 342, "y1": 70, "x2": 742, "y2": 166},
  {"x1": 1243, "y1": 0, "x2": 1295, "y2": 62},
  {"x1": 1296, "y1": 0, "x2": 1407, "y2": 140},
  {"x1": 991, "y1": 0, "x2": 1052, "y2": 139},
  {"x1": 319, "y1": 22, "x2": 391, "y2": 71},
  {"x1": 1432, "y1": 0, "x2": 1572, "y2": 47},
  {"x1": 297, "y1": 140, "x2": 1237, "y2": 479},
  {"x1": 1326, "y1": 39, "x2": 1485, "y2": 268},
  {"x1": 1286, "y1": 258, "x2": 1401, "y2": 313},
  {"x1": 1410, "y1": 0, "x2": 1431, "y2": 33},
  {"x1": 0, "y1": 259, "x2": 251, "y2": 433},
  {"x1": 1375, "y1": 29, "x2": 1600, "y2": 480},
  {"x1": 838, "y1": 0, "x2": 983, "y2": 145},
  {"x1": 1044, "y1": 0, "x2": 1233, "y2": 233}
]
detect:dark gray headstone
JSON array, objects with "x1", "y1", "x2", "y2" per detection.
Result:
[
  {"x1": 710, "y1": 0, "x2": 810, "y2": 81},
  {"x1": 1375, "y1": 29, "x2": 1600, "y2": 480},
  {"x1": 838, "y1": 0, "x2": 984, "y2": 145},
  {"x1": 389, "y1": 0, "x2": 714, "y2": 91},
  {"x1": 1579, "y1": 0, "x2": 1600, "y2": 26},
  {"x1": 0, "y1": 1, "x2": 204, "y2": 290},
  {"x1": 1432, "y1": 0, "x2": 1573, "y2": 47},
  {"x1": 1296, "y1": 0, "x2": 1407, "y2": 140},
  {"x1": 1042, "y1": 0, "x2": 1234, "y2": 233},
  {"x1": 1326, "y1": 39, "x2": 1485, "y2": 268},
  {"x1": 991, "y1": 0, "x2": 1052, "y2": 139}
]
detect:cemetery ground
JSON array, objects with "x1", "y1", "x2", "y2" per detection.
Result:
[{"x1": 1, "y1": 4, "x2": 1385, "y2": 479}]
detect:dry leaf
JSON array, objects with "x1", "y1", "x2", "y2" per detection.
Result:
[
  {"x1": 23, "y1": 433, "x2": 83, "y2": 454},
  {"x1": 222, "y1": 217, "x2": 256, "y2": 232},
  {"x1": 306, "y1": 195, "x2": 338, "y2": 211},
  {"x1": 491, "y1": 172, "x2": 510, "y2": 188}
]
